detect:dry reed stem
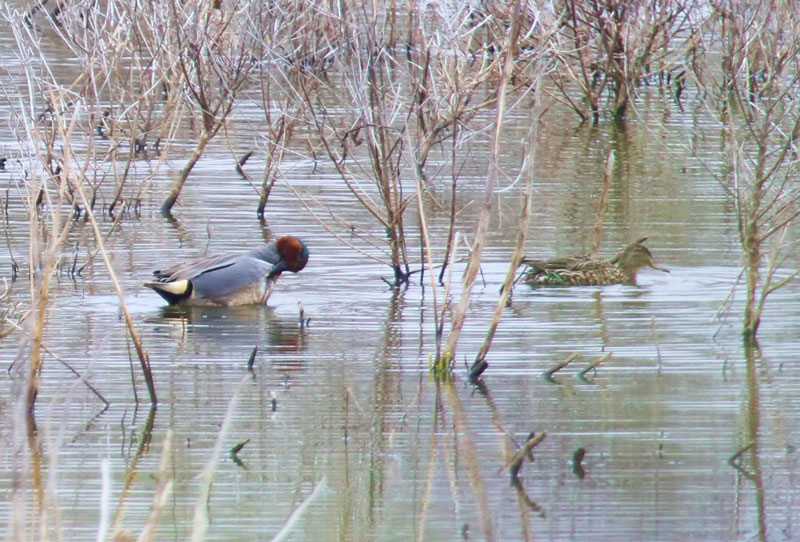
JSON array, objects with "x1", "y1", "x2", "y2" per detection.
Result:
[
  {"x1": 413, "y1": 158, "x2": 442, "y2": 352},
  {"x1": 5, "y1": 317, "x2": 108, "y2": 406},
  {"x1": 470, "y1": 162, "x2": 530, "y2": 376},
  {"x1": 589, "y1": 151, "x2": 615, "y2": 258},
  {"x1": 137, "y1": 431, "x2": 174, "y2": 542},
  {"x1": 20, "y1": 88, "x2": 78, "y2": 418},
  {"x1": 269, "y1": 477, "x2": 328, "y2": 542},
  {"x1": 97, "y1": 459, "x2": 111, "y2": 542},
  {"x1": 26, "y1": 173, "x2": 74, "y2": 416},
  {"x1": 442, "y1": 1, "x2": 524, "y2": 359},
  {"x1": 40, "y1": 382, "x2": 83, "y2": 539},
  {"x1": 416, "y1": 401, "x2": 441, "y2": 542},
  {"x1": 71, "y1": 155, "x2": 156, "y2": 404},
  {"x1": 441, "y1": 412, "x2": 461, "y2": 534},
  {"x1": 191, "y1": 374, "x2": 250, "y2": 541},
  {"x1": 442, "y1": 380, "x2": 493, "y2": 539},
  {"x1": 471, "y1": 56, "x2": 546, "y2": 375},
  {"x1": 110, "y1": 406, "x2": 157, "y2": 537},
  {"x1": 438, "y1": 129, "x2": 460, "y2": 287},
  {"x1": 436, "y1": 231, "x2": 459, "y2": 357}
]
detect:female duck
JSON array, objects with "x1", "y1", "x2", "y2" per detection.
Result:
[
  {"x1": 144, "y1": 236, "x2": 309, "y2": 306},
  {"x1": 523, "y1": 237, "x2": 667, "y2": 287}
]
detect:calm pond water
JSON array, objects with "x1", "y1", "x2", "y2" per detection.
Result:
[{"x1": 1, "y1": 7, "x2": 800, "y2": 542}]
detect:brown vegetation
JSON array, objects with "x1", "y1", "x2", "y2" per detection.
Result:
[{"x1": 2, "y1": 0, "x2": 800, "y2": 536}]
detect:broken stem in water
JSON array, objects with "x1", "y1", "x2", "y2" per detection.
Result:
[
  {"x1": 442, "y1": 0, "x2": 525, "y2": 360},
  {"x1": 509, "y1": 431, "x2": 547, "y2": 481},
  {"x1": 543, "y1": 353, "x2": 579, "y2": 382},
  {"x1": 589, "y1": 150, "x2": 615, "y2": 258},
  {"x1": 578, "y1": 353, "x2": 611, "y2": 381}
]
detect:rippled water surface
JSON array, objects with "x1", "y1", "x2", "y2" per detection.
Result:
[{"x1": 1, "y1": 8, "x2": 800, "y2": 542}]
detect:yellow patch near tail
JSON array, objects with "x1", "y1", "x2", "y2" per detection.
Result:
[{"x1": 144, "y1": 279, "x2": 190, "y2": 295}]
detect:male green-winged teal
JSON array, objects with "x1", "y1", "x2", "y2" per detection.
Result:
[
  {"x1": 522, "y1": 237, "x2": 668, "y2": 287},
  {"x1": 144, "y1": 236, "x2": 309, "y2": 306}
]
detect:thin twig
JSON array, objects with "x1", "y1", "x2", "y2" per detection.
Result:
[
  {"x1": 5, "y1": 316, "x2": 109, "y2": 407},
  {"x1": 73, "y1": 152, "x2": 156, "y2": 404}
]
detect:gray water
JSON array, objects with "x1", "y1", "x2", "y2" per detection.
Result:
[{"x1": 1, "y1": 10, "x2": 800, "y2": 542}]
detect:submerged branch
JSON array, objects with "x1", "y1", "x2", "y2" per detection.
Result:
[
  {"x1": 578, "y1": 354, "x2": 611, "y2": 382},
  {"x1": 509, "y1": 431, "x2": 547, "y2": 481},
  {"x1": 543, "y1": 353, "x2": 579, "y2": 382}
]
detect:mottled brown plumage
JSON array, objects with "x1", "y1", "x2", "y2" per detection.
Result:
[{"x1": 523, "y1": 237, "x2": 668, "y2": 287}]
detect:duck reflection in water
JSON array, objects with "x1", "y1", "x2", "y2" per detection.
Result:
[{"x1": 151, "y1": 304, "x2": 307, "y2": 354}]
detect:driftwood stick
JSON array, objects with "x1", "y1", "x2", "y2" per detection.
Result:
[
  {"x1": 235, "y1": 150, "x2": 254, "y2": 177},
  {"x1": 231, "y1": 439, "x2": 250, "y2": 455}
]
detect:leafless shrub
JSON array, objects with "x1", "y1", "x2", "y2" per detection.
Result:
[
  {"x1": 551, "y1": 0, "x2": 694, "y2": 123},
  {"x1": 239, "y1": 0, "x2": 340, "y2": 217},
  {"x1": 296, "y1": 2, "x2": 551, "y2": 290},
  {"x1": 297, "y1": 3, "x2": 420, "y2": 285},
  {"x1": 692, "y1": 0, "x2": 800, "y2": 341},
  {"x1": 151, "y1": 0, "x2": 265, "y2": 214},
  {"x1": 21, "y1": 1, "x2": 176, "y2": 217}
]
